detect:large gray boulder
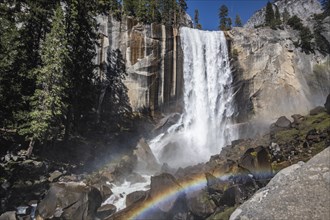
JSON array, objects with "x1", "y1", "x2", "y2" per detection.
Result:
[
  {"x1": 230, "y1": 147, "x2": 330, "y2": 220},
  {"x1": 36, "y1": 182, "x2": 102, "y2": 220}
]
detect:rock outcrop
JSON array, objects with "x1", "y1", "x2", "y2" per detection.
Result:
[
  {"x1": 230, "y1": 147, "x2": 330, "y2": 220},
  {"x1": 96, "y1": 15, "x2": 192, "y2": 114},
  {"x1": 36, "y1": 182, "x2": 102, "y2": 220},
  {"x1": 244, "y1": 0, "x2": 322, "y2": 29},
  {"x1": 230, "y1": 27, "x2": 330, "y2": 133}
]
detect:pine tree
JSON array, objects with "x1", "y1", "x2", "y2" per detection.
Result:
[
  {"x1": 274, "y1": 5, "x2": 282, "y2": 25},
  {"x1": 194, "y1": 9, "x2": 199, "y2": 28},
  {"x1": 235, "y1": 14, "x2": 243, "y2": 27},
  {"x1": 99, "y1": 49, "x2": 132, "y2": 130},
  {"x1": 178, "y1": 0, "x2": 187, "y2": 12},
  {"x1": 136, "y1": 0, "x2": 149, "y2": 23},
  {"x1": 265, "y1": 1, "x2": 275, "y2": 26},
  {"x1": 19, "y1": 5, "x2": 69, "y2": 154},
  {"x1": 219, "y1": 4, "x2": 229, "y2": 31},
  {"x1": 123, "y1": 0, "x2": 136, "y2": 16},
  {"x1": 227, "y1": 17, "x2": 232, "y2": 30},
  {"x1": 0, "y1": 3, "x2": 21, "y2": 127},
  {"x1": 65, "y1": 0, "x2": 98, "y2": 136}
]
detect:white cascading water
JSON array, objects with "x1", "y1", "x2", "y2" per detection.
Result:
[
  {"x1": 149, "y1": 27, "x2": 236, "y2": 168},
  {"x1": 105, "y1": 27, "x2": 236, "y2": 211}
]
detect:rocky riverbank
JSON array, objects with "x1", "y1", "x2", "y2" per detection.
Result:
[{"x1": 1, "y1": 96, "x2": 329, "y2": 219}]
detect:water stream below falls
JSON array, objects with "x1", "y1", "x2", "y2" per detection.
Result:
[
  {"x1": 149, "y1": 27, "x2": 236, "y2": 168},
  {"x1": 106, "y1": 27, "x2": 236, "y2": 211}
]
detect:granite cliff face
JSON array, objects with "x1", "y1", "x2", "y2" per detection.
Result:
[
  {"x1": 230, "y1": 26, "x2": 330, "y2": 132},
  {"x1": 95, "y1": 3, "x2": 329, "y2": 136},
  {"x1": 96, "y1": 15, "x2": 192, "y2": 114},
  {"x1": 244, "y1": 0, "x2": 323, "y2": 28}
]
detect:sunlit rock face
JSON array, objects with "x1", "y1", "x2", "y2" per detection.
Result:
[
  {"x1": 244, "y1": 0, "x2": 323, "y2": 29},
  {"x1": 96, "y1": 15, "x2": 192, "y2": 113},
  {"x1": 230, "y1": 27, "x2": 330, "y2": 137}
]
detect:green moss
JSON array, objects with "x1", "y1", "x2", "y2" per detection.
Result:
[
  {"x1": 250, "y1": 151, "x2": 257, "y2": 157},
  {"x1": 275, "y1": 129, "x2": 301, "y2": 143},
  {"x1": 274, "y1": 113, "x2": 330, "y2": 143},
  {"x1": 207, "y1": 207, "x2": 237, "y2": 220}
]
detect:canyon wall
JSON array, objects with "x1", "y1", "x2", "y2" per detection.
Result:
[
  {"x1": 95, "y1": 1, "x2": 329, "y2": 138},
  {"x1": 96, "y1": 15, "x2": 192, "y2": 114}
]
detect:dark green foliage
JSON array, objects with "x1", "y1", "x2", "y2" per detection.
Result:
[
  {"x1": 287, "y1": 15, "x2": 313, "y2": 53},
  {"x1": 265, "y1": 1, "x2": 275, "y2": 26},
  {"x1": 19, "y1": 5, "x2": 69, "y2": 143},
  {"x1": 98, "y1": 49, "x2": 132, "y2": 131},
  {"x1": 313, "y1": 14, "x2": 330, "y2": 54},
  {"x1": 287, "y1": 15, "x2": 303, "y2": 30},
  {"x1": 65, "y1": 0, "x2": 98, "y2": 135},
  {"x1": 0, "y1": 3, "x2": 21, "y2": 127},
  {"x1": 299, "y1": 26, "x2": 313, "y2": 53},
  {"x1": 235, "y1": 14, "x2": 242, "y2": 27},
  {"x1": 178, "y1": 0, "x2": 187, "y2": 12},
  {"x1": 123, "y1": 0, "x2": 136, "y2": 16},
  {"x1": 219, "y1": 4, "x2": 231, "y2": 31},
  {"x1": 274, "y1": 5, "x2": 281, "y2": 25},
  {"x1": 194, "y1": 9, "x2": 199, "y2": 28}
]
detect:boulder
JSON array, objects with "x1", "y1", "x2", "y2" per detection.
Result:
[
  {"x1": 291, "y1": 114, "x2": 304, "y2": 126},
  {"x1": 149, "y1": 173, "x2": 182, "y2": 212},
  {"x1": 0, "y1": 211, "x2": 16, "y2": 220},
  {"x1": 96, "y1": 204, "x2": 116, "y2": 219},
  {"x1": 325, "y1": 94, "x2": 330, "y2": 114},
  {"x1": 309, "y1": 106, "x2": 326, "y2": 115},
  {"x1": 230, "y1": 147, "x2": 330, "y2": 220},
  {"x1": 205, "y1": 173, "x2": 229, "y2": 194},
  {"x1": 48, "y1": 170, "x2": 62, "y2": 182},
  {"x1": 133, "y1": 138, "x2": 160, "y2": 172},
  {"x1": 126, "y1": 191, "x2": 147, "y2": 207},
  {"x1": 238, "y1": 146, "x2": 273, "y2": 180},
  {"x1": 274, "y1": 116, "x2": 291, "y2": 128},
  {"x1": 153, "y1": 113, "x2": 181, "y2": 132},
  {"x1": 186, "y1": 189, "x2": 216, "y2": 218},
  {"x1": 36, "y1": 182, "x2": 102, "y2": 220}
]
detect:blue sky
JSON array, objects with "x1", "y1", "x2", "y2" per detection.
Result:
[{"x1": 186, "y1": 0, "x2": 269, "y2": 30}]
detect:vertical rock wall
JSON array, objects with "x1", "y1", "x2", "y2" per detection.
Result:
[{"x1": 97, "y1": 15, "x2": 186, "y2": 115}]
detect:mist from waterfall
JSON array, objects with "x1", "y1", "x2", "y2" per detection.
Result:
[
  {"x1": 149, "y1": 27, "x2": 236, "y2": 167},
  {"x1": 149, "y1": 27, "x2": 236, "y2": 168}
]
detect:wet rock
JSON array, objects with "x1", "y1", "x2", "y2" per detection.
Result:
[
  {"x1": 48, "y1": 171, "x2": 62, "y2": 182},
  {"x1": 0, "y1": 211, "x2": 16, "y2": 220},
  {"x1": 305, "y1": 129, "x2": 320, "y2": 142},
  {"x1": 96, "y1": 204, "x2": 116, "y2": 219},
  {"x1": 205, "y1": 173, "x2": 229, "y2": 194},
  {"x1": 239, "y1": 147, "x2": 272, "y2": 179},
  {"x1": 274, "y1": 116, "x2": 291, "y2": 128},
  {"x1": 36, "y1": 182, "x2": 102, "y2": 219},
  {"x1": 133, "y1": 138, "x2": 159, "y2": 172},
  {"x1": 186, "y1": 189, "x2": 216, "y2": 219},
  {"x1": 325, "y1": 94, "x2": 330, "y2": 114},
  {"x1": 291, "y1": 114, "x2": 304, "y2": 127},
  {"x1": 230, "y1": 148, "x2": 330, "y2": 220},
  {"x1": 126, "y1": 172, "x2": 146, "y2": 183},
  {"x1": 153, "y1": 113, "x2": 181, "y2": 133},
  {"x1": 149, "y1": 173, "x2": 182, "y2": 212},
  {"x1": 309, "y1": 106, "x2": 326, "y2": 115},
  {"x1": 126, "y1": 191, "x2": 147, "y2": 207}
]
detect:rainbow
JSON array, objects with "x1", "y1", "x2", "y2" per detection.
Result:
[{"x1": 109, "y1": 169, "x2": 274, "y2": 220}]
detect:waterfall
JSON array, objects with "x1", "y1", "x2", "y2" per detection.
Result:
[{"x1": 149, "y1": 27, "x2": 236, "y2": 168}]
